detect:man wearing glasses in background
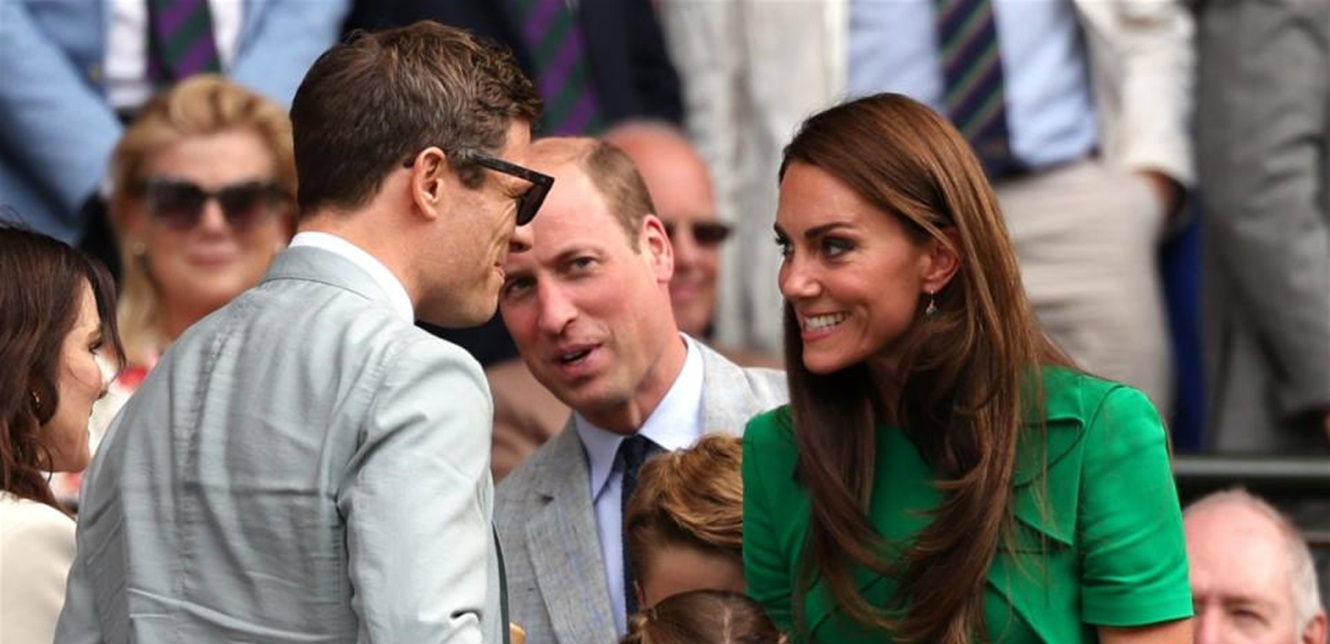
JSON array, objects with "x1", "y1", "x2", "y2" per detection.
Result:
[{"x1": 57, "y1": 22, "x2": 546, "y2": 643}]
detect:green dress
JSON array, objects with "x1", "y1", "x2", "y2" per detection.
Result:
[{"x1": 742, "y1": 367, "x2": 1192, "y2": 643}]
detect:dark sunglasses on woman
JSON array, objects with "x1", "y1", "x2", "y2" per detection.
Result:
[
  {"x1": 663, "y1": 220, "x2": 733, "y2": 247},
  {"x1": 141, "y1": 178, "x2": 288, "y2": 231}
]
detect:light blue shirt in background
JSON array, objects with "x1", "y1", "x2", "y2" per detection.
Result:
[{"x1": 847, "y1": 0, "x2": 1098, "y2": 171}]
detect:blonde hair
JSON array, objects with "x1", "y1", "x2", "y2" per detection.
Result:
[
  {"x1": 108, "y1": 75, "x2": 295, "y2": 366},
  {"x1": 624, "y1": 434, "x2": 744, "y2": 586}
]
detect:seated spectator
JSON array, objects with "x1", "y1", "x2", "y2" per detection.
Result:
[
  {"x1": 0, "y1": 224, "x2": 123, "y2": 643},
  {"x1": 51, "y1": 76, "x2": 295, "y2": 504},
  {"x1": 625, "y1": 434, "x2": 745, "y2": 608},
  {"x1": 619, "y1": 590, "x2": 785, "y2": 644},
  {"x1": 487, "y1": 122, "x2": 773, "y2": 480},
  {"x1": 1185, "y1": 489, "x2": 1327, "y2": 644}
]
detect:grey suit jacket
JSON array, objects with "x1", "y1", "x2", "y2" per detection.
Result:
[
  {"x1": 1198, "y1": 0, "x2": 1330, "y2": 453},
  {"x1": 493, "y1": 343, "x2": 787, "y2": 644},
  {"x1": 56, "y1": 246, "x2": 505, "y2": 643}
]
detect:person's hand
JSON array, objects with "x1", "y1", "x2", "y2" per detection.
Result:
[{"x1": 1137, "y1": 170, "x2": 1185, "y2": 220}]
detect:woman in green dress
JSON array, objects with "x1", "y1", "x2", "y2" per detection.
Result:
[{"x1": 743, "y1": 93, "x2": 1193, "y2": 643}]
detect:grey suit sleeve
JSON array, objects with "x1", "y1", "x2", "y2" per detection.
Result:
[
  {"x1": 338, "y1": 335, "x2": 497, "y2": 643},
  {"x1": 1198, "y1": 0, "x2": 1330, "y2": 417}
]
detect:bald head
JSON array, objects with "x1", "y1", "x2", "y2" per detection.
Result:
[
  {"x1": 602, "y1": 122, "x2": 724, "y2": 337},
  {"x1": 1185, "y1": 490, "x2": 1326, "y2": 644}
]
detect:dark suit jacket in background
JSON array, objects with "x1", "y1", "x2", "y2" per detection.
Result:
[{"x1": 344, "y1": 0, "x2": 683, "y2": 129}]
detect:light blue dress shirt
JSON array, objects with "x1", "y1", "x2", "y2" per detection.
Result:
[
  {"x1": 574, "y1": 334, "x2": 707, "y2": 635},
  {"x1": 847, "y1": 0, "x2": 1098, "y2": 170}
]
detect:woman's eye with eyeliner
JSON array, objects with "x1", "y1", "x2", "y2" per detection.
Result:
[
  {"x1": 774, "y1": 235, "x2": 792, "y2": 258},
  {"x1": 822, "y1": 238, "x2": 854, "y2": 258}
]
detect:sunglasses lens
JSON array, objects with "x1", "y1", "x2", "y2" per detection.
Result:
[
  {"x1": 217, "y1": 183, "x2": 275, "y2": 229},
  {"x1": 516, "y1": 182, "x2": 549, "y2": 226},
  {"x1": 694, "y1": 222, "x2": 732, "y2": 246},
  {"x1": 147, "y1": 181, "x2": 207, "y2": 230}
]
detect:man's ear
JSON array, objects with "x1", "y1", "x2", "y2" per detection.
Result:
[
  {"x1": 921, "y1": 228, "x2": 961, "y2": 294},
  {"x1": 1302, "y1": 610, "x2": 1327, "y2": 644},
  {"x1": 640, "y1": 214, "x2": 674, "y2": 284},
  {"x1": 408, "y1": 147, "x2": 450, "y2": 221}
]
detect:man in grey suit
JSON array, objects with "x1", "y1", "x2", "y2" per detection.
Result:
[
  {"x1": 56, "y1": 23, "x2": 546, "y2": 643},
  {"x1": 494, "y1": 137, "x2": 788, "y2": 643},
  {"x1": 1198, "y1": 0, "x2": 1330, "y2": 455}
]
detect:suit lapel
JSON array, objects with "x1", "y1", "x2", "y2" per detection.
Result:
[
  {"x1": 697, "y1": 342, "x2": 767, "y2": 436},
  {"x1": 525, "y1": 422, "x2": 618, "y2": 644}
]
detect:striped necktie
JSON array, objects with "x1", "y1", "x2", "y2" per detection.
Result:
[
  {"x1": 514, "y1": 0, "x2": 605, "y2": 135},
  {"x1": 146, "y1": 0, "x2": 222, "y2": 86},
  {"x1": 935, "y1": 0, "x2": 1017, "y2": 177}
]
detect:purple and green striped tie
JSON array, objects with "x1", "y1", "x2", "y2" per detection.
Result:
[
  {"x1": 146, "y1": 0, "x2": 222, "y2": 86},
  {"x1": 936, "y1": 0, "x2": 1017, "y2": 177},
  {"x1": 515, "y1": 0, "x2": 605, "y2": 135}
]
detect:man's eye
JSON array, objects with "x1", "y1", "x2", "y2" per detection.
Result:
[{"x1": 502, "y1": 277, "x2": 533, "y2": 299}]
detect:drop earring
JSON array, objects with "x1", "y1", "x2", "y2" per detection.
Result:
[
  {"x1": 30, "y1": 390, "x2": 41, "y2": 409},
  {"x1": 924, "y1": 291, "x2": 938, "y2": 318}
]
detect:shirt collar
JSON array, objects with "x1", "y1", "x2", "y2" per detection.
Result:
[
  {"x1": 289, "y1": 231, "x2": 414, "y2": 322},
  {"x1": 576, "y1": 334, "x2": 707, "y2": 503}
]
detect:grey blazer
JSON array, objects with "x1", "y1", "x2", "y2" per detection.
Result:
[
  {"x1": 494, "y1": 343, "x2": 787, "y2": 644},
  {"x1": 57, "y1": 246, "x2": 505, "y2": 643},
  {"x1": 1198, "y1": 0, "x2": 1330, "y2": 453}
]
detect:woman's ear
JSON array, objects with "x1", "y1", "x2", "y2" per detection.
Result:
[{"x1": 921, "y1": 228, "x2": 961, "y2": 293}]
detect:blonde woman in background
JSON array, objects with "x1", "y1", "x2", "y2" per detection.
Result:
[{"x1": 52, "y1": 76, "x2": 295, "y2": 504}]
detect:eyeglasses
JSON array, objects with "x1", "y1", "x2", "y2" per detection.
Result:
[
  {"x1": 140, "y1": 178, "x2": 287, "y2": 231},
  {"x1": 404, "y1": 151, "x2": 553, "y2": 226},
  {"x1": 663, "y1": 220, "x2": 733, "y2": 247}
]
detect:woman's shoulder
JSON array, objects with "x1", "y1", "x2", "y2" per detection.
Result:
[
  {"x1": 0, "y1": 492, "x2": 75, "y2": 535},
  {"x1": 744, "y1": 405, "x2": 795, "y2": 446},
  {"x1": 0, "y1": 493, "x2": 75, "y2": 560},
  {"x1": 1038, "y1": 365, "x2": 1161, "y2": 429}
]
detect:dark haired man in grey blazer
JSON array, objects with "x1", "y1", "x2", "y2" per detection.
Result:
[
  {"x1": 494, "y1": 137, "x2": 788, "y2": 644},
  {"x1": 57, "y1": 22, "x2": 545, "y2": 643}
]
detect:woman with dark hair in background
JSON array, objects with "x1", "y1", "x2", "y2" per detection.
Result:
[
  {"x1": 742, "y1": 94, "x2": 1193, "y2": 643},
  {"x1": 620, "y1": 590, "x2": 785, "y2": 644},
  {"x1": 0, "y1": 223, "x2": 124, "y2": 642}
]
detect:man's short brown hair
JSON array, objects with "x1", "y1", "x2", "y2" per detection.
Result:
[
  {"x1": 533, "y1": 138, "x2": 657, "y2": 250},
  {"x1": 290, "y1": 21, "x2": 542, "y2": 216}
]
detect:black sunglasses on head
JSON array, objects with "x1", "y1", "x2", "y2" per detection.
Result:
[
  {"x1": 663, "y1": 220, "x2": 733, "y2": 247},
  {"x1": 404, "y1": 151, "x2": 553, "y2": 226},
  {"x1": 140, "y1": 178, "x2": 287, "y2": 231}
]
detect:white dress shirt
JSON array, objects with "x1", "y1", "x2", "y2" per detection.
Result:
[
  {"x1": 289, "y1": 232, "x2": 414, "y2": 322},
  {"x1": 106, "y1": 0, "x2": 244, "y2": 110},
  {"x1": 574, "y1": 334, "x2": 706, "y2": 634}
]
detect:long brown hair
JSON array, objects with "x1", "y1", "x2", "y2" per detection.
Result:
[
  {"x1": 625, "y1": 435, "x2": 744, "y2": 586},
  {"x1": 620, "y1": 590, "x2": 785, "y2": 644},
  {"x1": 777, "y1": 93, "x2": 1069, "y2": 641},
  {"x1": 0, "y1": 222, "x2": 125, "y2": 509}
]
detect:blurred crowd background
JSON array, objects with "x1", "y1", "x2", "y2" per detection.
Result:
[{"x1": 1, "y1": 0, "x2": 1327, "y2": 606}]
